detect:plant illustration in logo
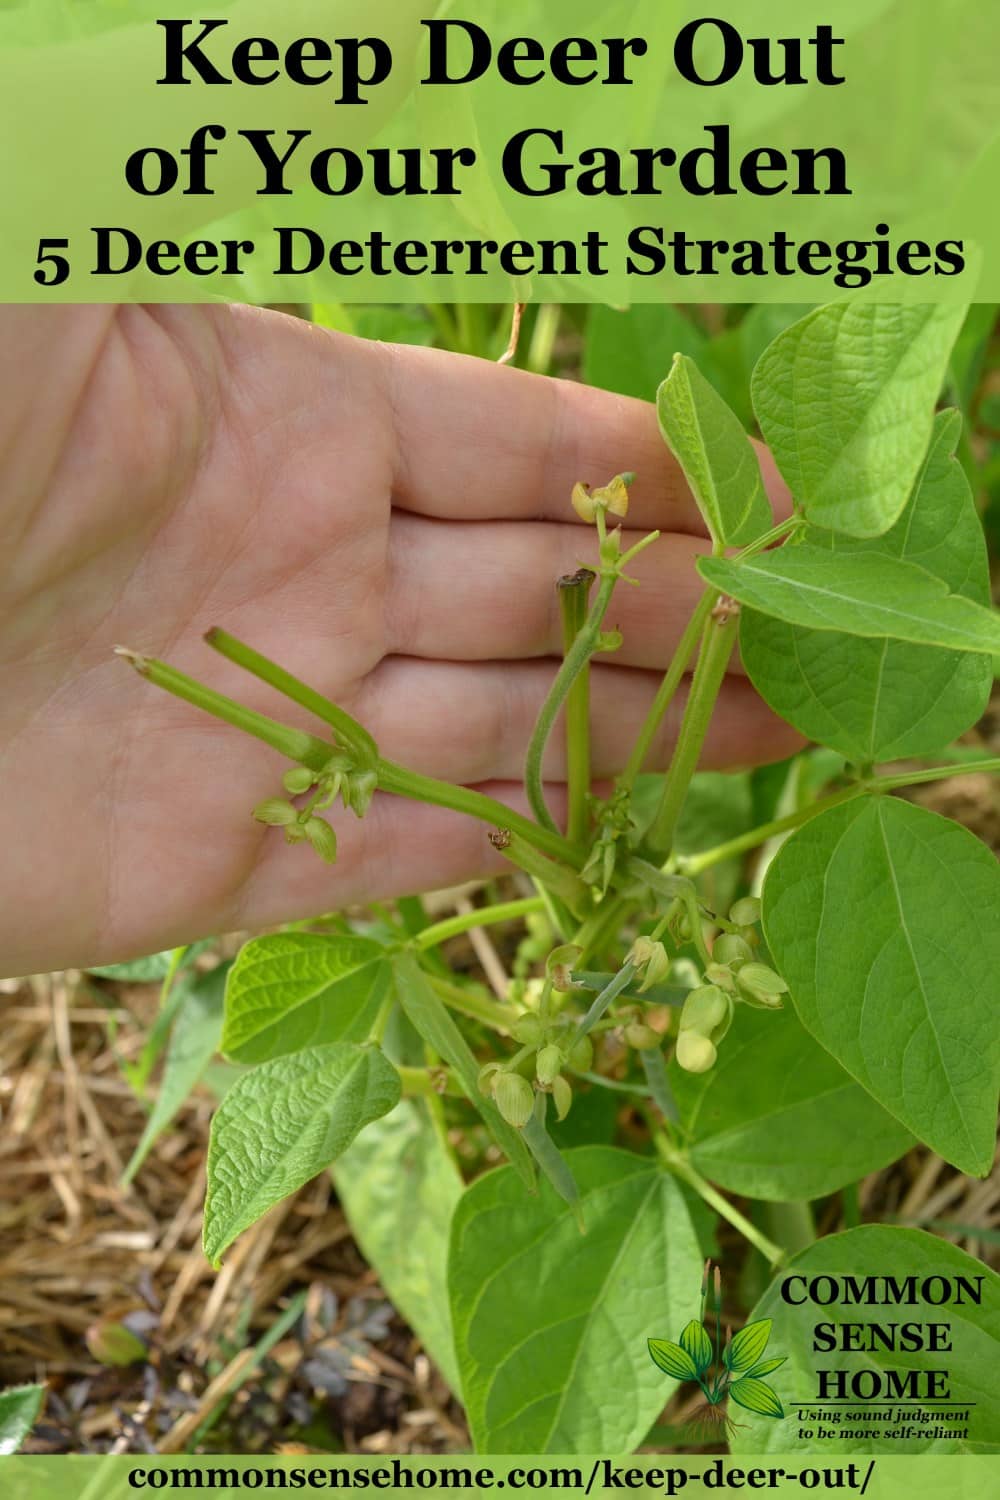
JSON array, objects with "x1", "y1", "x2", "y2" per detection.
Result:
[{"x1": 648, "y1": 1261, "x2": 785, "y2": 1436}]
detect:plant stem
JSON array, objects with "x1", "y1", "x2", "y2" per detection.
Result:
[
  {"x1": 734, "y1": 514, "x2": 804, "y2": 561},
  {"x1": 559, "y1": 570, "x2": 596, "y2": 843},
  {"x1": 377, "y1": 760, "x2": 582, "y2": 867},
  {"x1": 679, "y1": 785, "x2": 866, "y2": 875},
  {"x1": 765, "y1": 1199, "x2": 816, "y2": 1257},
  {"x1": 204, "y1": 628, "x2": 379, "y2": 765},
  {"x1": 621, "y1": 588, "x2": 716, "y2": 790},
  {"x1": 429, "y1": 976, "x2": 519, "y2": 1034},
  {"x1": 647, "y1": 610, "x2": 739, "y2": 856},
  {"x1": 415, "y1": 897, "x2": 545, "y2": 952},
  {"x1": 396, "y1": 1064, "x2": 464, "y2": 1099},
  {"x1": 875, "y1": 756, "x2": 1000, "y2": 790},
  {"x1": 653, "y1": 1133, "x2": 785, "y2": 1268},
  {"x1": 570, "y1": 962, "x2": 637, "y2": 1046},
  {"x1": 115, "y1": 649, "x2": 335, "y2": 772},
  {"x1": 525, "y1": 571, "x2": 618, "y2": 832}
]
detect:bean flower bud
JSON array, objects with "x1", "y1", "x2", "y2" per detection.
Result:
[
  {"x1": 283, "y1": 766, "x2": 316, "y2": 795},
  {"x1": 676, "y1": 1031, "x2": 718, "y2": 1074},
  {"x1": 494, "y1": 1072, "x2": 534, "y2": 1128},
  {"x1": 625, "y1": 1021, "x2": 660, "y2": 1052},
  {"x1": 546, "y1": 944, "x2": 583, "y2": 993},
  {"x1": 729, "y1": 896, "x2": 762, "y2": 928},
  {"x1": 551, "y1": 1075, "x2": 573, "y2": 1122},
  {"x1": 737, "y1": 963, "x2": 788, "y2": 1009},
  {"x1": 535, "y1": 1044, "x2": 563, "y2": 1086},
  {"x1": 712, "y1": 933, "x2": 753, "y2": 969},
  {"x1": 511, "y1": 1014, "x2": 543, "y2": 1047},
  {"x1": 704, "y1": 962, "x2": 736, "y2": 992},
  {"x1": 252, "y1": 798, "x2": 297, "y2": 827},
  {"x1": 627, "y1": 937, "x2": 672, "y2": 992},
  {"x1": 304, "y1": 817, "x2": 338, "y2": 864}
]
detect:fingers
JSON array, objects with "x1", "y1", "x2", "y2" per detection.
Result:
[
  {"x1": 379, "y1": 340, "x2": 790, "y2": 533},
  {"x1": 350, "y1": 656, "x2": 803, "y2": 784},
  {"x1": 385, "y1": 514, "x2": 717, "y2": 672}
]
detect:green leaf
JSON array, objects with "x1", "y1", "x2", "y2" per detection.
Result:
[
  {"x1": 679, "y1": 1319, "x2": 714, "y2": 1375},
  {"x1": 699, "y1": 547, "x2": 1000, "y2": 656},
  {"x1": 728, "y1": 1376, "x2": 784, "y2": 1419},
  {"x1": 657, "y1": 354, "x2": 772, "y2": 547},
  {"x1": 669, "y1": 1003, "x2": 913, "y2": 1200},
  {"x1": 122, "y1": 963, "x2": 228, "y2": 1185},
  {"x1": 221, "y1": 933, "x2": 390, "y2": 1064},
  {"x1": 752, "y1": 302, "x2": 967, "y2": 536},
  {"x1": 740, "y1": 411, "x2": 992, "y2": 763},
  {"x1": 394, "y1": 953, "x2": 534, "y2": 1190},
  {"x1": 729, "y1": 1228, "x2": 1000, "y2": 1454},
  {"x1": 333, "y1": 1099, "x2": 463, "y2": 1391},
  {"x1": 763, "y1": 797, "x2": 1000, "y2": 1175},
  {"x1": 0, "y1": 1384, "x2": 44, "y2": 1455},
  {"x1": 449, "y1": 1147, "x2": 702, "y2": 1453},
  {"x1": 648, "y1": 1339, "x2": 699, "y2": 1383},
  {"x1": 725, "y1": 1319, "x2": 771, "y2": 1374},
  {"x1": 204, "y1": 1042, "x2": 400, "y2": 1265},
  {"x1": 747, "y1": 1357, "x2": 787, "y2": 1379},
  {"x1": 88, "y1": 951, "x2": 175, "y2": 982}
]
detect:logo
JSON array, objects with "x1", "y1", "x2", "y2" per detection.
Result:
[{"x1": 648, "y1": 1261, "x2": 786, "y2": 1438}]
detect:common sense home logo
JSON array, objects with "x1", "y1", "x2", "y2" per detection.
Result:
[{"x1": 648, "y1": 1262, "x2": 785, "y2": 1437}]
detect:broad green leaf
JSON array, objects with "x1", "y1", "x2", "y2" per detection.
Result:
[
  {"x1": 583, "y1": 304, "x2": 707, "y2": 402},
  {"x1": 729, "y1": 1228, "x2": 1000, "y2": 1454},
  {"x1": 648, "y1": 1340, "x2": 699, "y2": 1383},
  {"x1": 679, "y1": 1319, "x2": 714, "y2": 1375},
  {"x1": 699, "y1": 547, "x2": 1000, "y2": 656},
  {"x1": 740, "y1": 412, "x2": 992, "y2": 763},
  {"x1": 449, "y1": 1147, "x2": 701, "y2": 1453},
  {"x1": 669, "y1": 1002, "x2": 913, "y2": 1200},
  {"x1": 728, "y1": 1376, "x2": 784, "y2": 1419},
  {"x1": 221, "y1": 933, "x2": 390, "y2": 1064},
  {"x1": 764, "y1": 797, "x2": 1000, "y2": 1175},
  {"x1": 394, "y1": 953, "x2": 534, "y2": 1190},
  {"x1": 752, "y1": 302, "x2": 967, "y2": 536},
  {"x1": 658, "y1": 355, "x2": 772, "y2": 547},
  {"x1": 122, "y1": 963, "x2": 228, "y2": 1185},
  {"x1": 725, "y1": 1319, "x2": 771, "y2": 1374},
  {"x1": 334, "y1": 1099, "x2": 462, "y2": 1391},
  {"x1": 0, "y1": 1385, "x2": 44, "y2": 1455},
  {"x1": 204, "y1": 1041, "x2": 400, "y2": 1265},
  {"x1": 747, "y1": 1357, "x2": 786, "y2": 1379}
]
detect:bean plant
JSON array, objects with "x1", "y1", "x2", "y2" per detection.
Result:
[{"x1": 119, "y1": 300, "x2": 1000, "y2": 1456}]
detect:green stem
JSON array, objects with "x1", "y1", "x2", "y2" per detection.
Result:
[
  {"x1": 525, "y1": 571, "x2": 618, "y2": 832},
  {"x1": 205, "y1": 627, "x2": 378, "y2": 765},
  {"x1": 621, "y1": 589, "x2": 716, "y2": 790},
  {"x1": 573, "y1": 892, "x2": 635, "y2": 966},
  {"x1": 734, "y1": 514, "x2": 804, "y2": 561},
  {"x1": 679, "y1": 785, "x2": 866, "y2": 876},
  {"x1": 377, "y1": 760, "x2": 582, "y2": 867},
  {"x1": 415, "y1": 897, "x2": 545, "y2": 952},
  {"x1": 115, "y1": 649, "x2": 336, "y2": 772},
  {"x1": 570, "y1": 962, "x2": 637, "y2": 1046},
  {"x1": 875, "y1": 756, "x2": 1000, "y2": 790},
  {"x1": 429, "y1": 976, "x2": 519, "y2": 1034},
  {"x1": 559, "y1": 570, "x2": 596, "y2": 844},
  {"x1": 765, "y1": 1200, "x2": 816, "y2": 1257},
  {"x1": 396, "y1": 1064, "x2": 465, "y2": 1099},
  {"x1": 647, "y1": 610, "x2": 740, "y2": 856},
  {"x1": 653, "y1": 1133, "x2": 785, "y2": 1268}
]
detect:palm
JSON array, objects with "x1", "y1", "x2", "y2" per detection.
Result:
[{"x1": 0, "y1": 305, "x2": 796, "y2": 976}]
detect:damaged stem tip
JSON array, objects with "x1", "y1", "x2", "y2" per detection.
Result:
[{"x1": 113, "y1": 645, "x2": 151, "y2": 674}]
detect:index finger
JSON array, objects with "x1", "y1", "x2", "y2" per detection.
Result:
[{"x1": 378, "y1": 339, "x2": 787, "y2": 534}]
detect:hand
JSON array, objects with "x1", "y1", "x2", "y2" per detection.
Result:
[{"x1": 0, "y1": 305, "x2": 798, "y2": 976}]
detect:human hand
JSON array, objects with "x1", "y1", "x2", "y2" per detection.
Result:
[{"x1": 0, "y1": 304, "x2": 797, "y2": 975}]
